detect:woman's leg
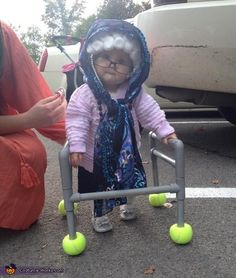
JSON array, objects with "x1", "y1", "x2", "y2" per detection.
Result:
[{"x1": 0, "y1": 131, "x2": 47, "y2": 230}]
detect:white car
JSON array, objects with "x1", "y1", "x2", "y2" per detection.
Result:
[
  {"x1": 39, "y1": 0, "x2": 236, "y2": 123},
  {"x1": 38, "y1": 37, "x2": 199, "y2": 110},
  {"x1": 38, "y1": 38, "x2": 81, "y2": 94},
  {"x1": 134, "y1": 0, "x2": 236, "y2": 123}
]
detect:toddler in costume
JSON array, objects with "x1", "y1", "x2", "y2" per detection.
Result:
[{"x1": 66, "y1": 19, "x2": 177, "y2": 232}]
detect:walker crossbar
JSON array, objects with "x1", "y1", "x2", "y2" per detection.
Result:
[
  {"x1": 70, "y1": 184, "x2": 179, "y2": 202},
  {"x1": 59, "y1": 131, "x2": 190, "y2": 248},
  {"x1": 151, "y1": 149, "x2": 175, "y2": 167}
]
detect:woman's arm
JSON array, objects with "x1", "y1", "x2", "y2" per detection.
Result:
[
  {"x1": 0, "y1": 94, "x2": 66, "y2": 135},
  {"x1": 0, "y1": 113, "x2": 30, "y2": 135}
]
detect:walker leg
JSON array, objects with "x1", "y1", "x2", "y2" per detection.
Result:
[
  {"x1": 59, "y1": 144, "x2": 86, "y2": 255},
  {"x1": 149, "y1": 131, "x2": 159, "y2": 186},
  {"x1": 149, "y1": 132, "x2": 167, "y2": 207},
  {"x1": 176, "y1": 198, "x2": 185, "y2": 227},
  {"x1": 59, "y1": 144, "x2": 77, "y2": 239},
  {"x1": 169, "y1": 140, "x2": 193, "y2": 244},
  {"x1": 170, "y1": 189, "x2": 192, "y2": 244}
]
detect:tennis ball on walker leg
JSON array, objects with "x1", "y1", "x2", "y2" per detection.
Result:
[
  {"x1": 58, "y1": 200, "x2": 79, "y2": 216},
  {"x1": 149, "y1": 193, "x2": 167, "y2": 207},
  {"x1": 58, "y1": 200, "x2": 66, "y2": 216},
  {"x1": 62, "y1": 232, "x2": 86, "y2": 255},
  {"x1": 169, "y1": 223, "x2": 193, "y2": 244}
]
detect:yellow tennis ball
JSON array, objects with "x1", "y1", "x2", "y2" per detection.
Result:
[
  {"x1": 58, "y1": 200, "x2": 78, "y2": 216},
  {"x1": 149, "y1": 193, "x2": 167, "y2": 207},
  {"x1": 58, "y1": 200, "x2": 66, "y2": 216},
  {"x1": 62, "y1": 232, "x2": 86, "y2": 255},
  {"x1": 169, "y1": 223, "x2": 193, "y2": 244}
]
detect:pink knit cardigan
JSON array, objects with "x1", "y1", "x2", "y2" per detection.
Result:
[{"x1": 66, "y1": 83, "x2": 175, "y2": 172}]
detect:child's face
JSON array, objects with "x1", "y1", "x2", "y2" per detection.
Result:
[{"x1": 93, "y1": 49, "x2": 133, "y2": 91}]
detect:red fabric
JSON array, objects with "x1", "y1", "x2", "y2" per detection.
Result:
[
  {"x1": 0, "y1": 21, "x2": 66, "y2": 142},
  {"x1": 0, "y1": 21, "x2": 65, "y2": 230},
  {"x1": 0, "y1": 131, "x2": 46, "y2": 230},
  {"x1": 62, "y1": 63, "x2": 78, "y2": 73}
]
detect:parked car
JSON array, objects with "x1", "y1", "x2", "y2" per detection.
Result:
[
  {"x1": 38, "y1": 37, "x2": 201, "y2": 110},
  {"x1": 38, "y1": 36, "x2": 81, "y2": 94},
  {"x1": 133, "y1": 0, "x2": 236, "y2": 124},
  {"x1": 40, "y1": 0, "x2": 236, "y2": 118}
]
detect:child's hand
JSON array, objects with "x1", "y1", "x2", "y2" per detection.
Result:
[
  {"x1": 162, "y1": 133, "x2": 177, "y2": 144},
  {"x1": 69, "y1": 153, "x2": 83, "y2": 168}
]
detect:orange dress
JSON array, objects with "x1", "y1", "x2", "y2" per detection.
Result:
[{"x1": 0, "y1": 21, "x2": 66, "y2": 230}]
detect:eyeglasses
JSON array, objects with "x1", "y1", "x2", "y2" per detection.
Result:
[{"x1": 93, "y1": 55, "x2": 133, "y2": 75}]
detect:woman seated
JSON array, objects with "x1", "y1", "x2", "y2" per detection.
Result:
[{"x1": 0, "y1": 21, "x2": 66, "y2": 230}]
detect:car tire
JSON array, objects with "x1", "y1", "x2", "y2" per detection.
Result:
[{"x1": 218, "y1": 107, "x2": 236, "y2": 125}]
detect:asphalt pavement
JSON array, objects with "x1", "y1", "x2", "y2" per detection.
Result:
[{"x1": 0, "y1": 117, "x2": 235, "y2": 278}]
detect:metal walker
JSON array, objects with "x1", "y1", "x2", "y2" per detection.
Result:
[{"x1": 58, "y1": 131, "x2": 193, "y2": 255}]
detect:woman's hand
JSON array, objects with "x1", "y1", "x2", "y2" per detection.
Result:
[
  {"x1": 69, "y1": 153, "x2": 83, "y2": 168},
  {"x1": 25, "y1": 94, "x2": 67, "y2": 128},
  {"x1": 0, "y1": 94, "x2": 67, "y2": 135}
]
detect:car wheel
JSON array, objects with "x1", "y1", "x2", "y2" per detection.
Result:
[{"x1": 218, "y1": 107, "x2": 236, "y2": 125}]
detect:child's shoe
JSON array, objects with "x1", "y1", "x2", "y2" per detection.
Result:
[
  {"x1": 92, "y1": 215, "x2": 113, "y2": 233},
  {"x1": 120, "y1": 204, "x2": 137, "y2": 220}
]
